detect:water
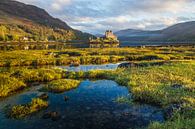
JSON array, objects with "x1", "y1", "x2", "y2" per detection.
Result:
[
  {"x1": 0, "y1": 64, "x2": 164, "y2": 129},
  {"x1": 58, "y1": 63, "x2": 120, "y2": 72}
]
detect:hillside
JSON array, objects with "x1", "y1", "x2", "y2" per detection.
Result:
[
  {"x1": 115, "y1": 21, "x2": 195, "y2": 43},
  {"x1": 0, "y1": 0, "x2": 92, "y2": 41}
]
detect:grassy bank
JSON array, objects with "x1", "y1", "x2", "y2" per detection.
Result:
[{"x1": 0, "y1": 68, "x2": 63, "y2": 98}]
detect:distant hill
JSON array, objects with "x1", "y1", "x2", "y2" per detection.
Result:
[
  {"x1": 115, "y1": 21, "x2": 195, "y2": 43},
  {"x1": 0, "y1": 0, "x2": 93, "y2": 41}
]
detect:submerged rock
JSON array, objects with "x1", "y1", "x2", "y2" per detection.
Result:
[
  {"x1": 39, "y1": 93, "x2": 49, "y2": 100},
  {"x1": 42, "y1": 111, "x2": 61, "y2": 121},
  {"x1": 51, "y1": 112, "x2": 61, "y2": 121},
  {"x1": 42, "y1": 112, "x2": 52, "y2": 119},
  {"x1": 64, "y1": 96, "x2": 69, "y2": 101}
]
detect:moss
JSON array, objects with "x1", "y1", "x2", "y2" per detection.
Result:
[
  {"x1": 44, "y1": 79, "x2": 80, "y2": 93},
  {"x1": 9, "y1": 98, "x2": 48, "y2": 119}
]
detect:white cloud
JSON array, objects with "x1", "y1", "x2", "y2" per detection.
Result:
[
  {"x1": 15, "y1": 0, "x2": 195, "y2": 33},
  {"x1": 51, "y1": 0, "x2": 72, "y2": 11}
]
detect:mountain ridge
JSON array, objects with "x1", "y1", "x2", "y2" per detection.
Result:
[
  {"x1": 0, "y1": 0, "x2": 93, "y2": 41},
  {"x1": 115, "y1": 21, "x2": 195, "y2": 42}
]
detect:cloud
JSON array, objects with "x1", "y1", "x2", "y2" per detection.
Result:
[
  {"x1": 16, "y1": 0, "x2": 195, "y2": 34},
  {"x1": 51, "y1": 0, "x2": 72, "y2": 11}
]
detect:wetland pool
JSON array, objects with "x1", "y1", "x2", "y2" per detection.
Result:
[{"x1": 0, "y1": 64, "x2": 164, "y2": 129}]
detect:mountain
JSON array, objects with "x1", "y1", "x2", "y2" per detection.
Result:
[
  {"x1": 115, "y1": 21, "x2": 195, "y2": 43},
  {"x1": 95, "y1": 34, "x2": 104, "y2": 37},
  {"x1": 0, "y1": 0, "x2": 93, "y2": 41}
]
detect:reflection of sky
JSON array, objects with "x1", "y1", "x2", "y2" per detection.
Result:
[
  {"x1": 58, "y1": 63, "x2": 119, "y2": 72},
  {"x1": 17, "y1": 0, "x2": 195, "y2": 34},
  {"x1": 0, "y1": 80, "x2": 164, "y2": 129}
]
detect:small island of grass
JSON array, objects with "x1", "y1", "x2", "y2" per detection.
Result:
[
  {"x1": 9, "y1": 98, "x2": 48, "y2": 119},
  {"x1": 44, "y1": 79, "x2": 81, "y2": 93}
]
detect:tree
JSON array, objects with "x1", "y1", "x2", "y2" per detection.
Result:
[{"x1": 0, "y1": 26, "x2": 6, "y2": 41}]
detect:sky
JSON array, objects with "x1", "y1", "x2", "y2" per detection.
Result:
[{"x1": 16, "y1": 0, "x2": 195, "y2": 34}]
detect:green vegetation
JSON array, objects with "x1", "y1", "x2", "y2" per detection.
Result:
[
  {"x1": 0, "y1": 74, "x2": 26, "y2": 97},
  {"x1": 0, "y1": 68, "x2": 63, "y2": 98},
  {"x1": 115, "y1": 96, "x2": 133, "y2": 105},
  {"x1": 11, "y1": 68, "x2": 62, "y2": 82},
  {"x1": 63, "y1": 61, "x2": 195, "y2": 129},
  {"x1": 43, "y1": 79, "x2": 81, "y2": 93},
  {"x1": 0, "y1": 47, "x2": 194, "y2": 67},
  {"x1": 9, "y1": 98, "x2": 48, "y2": 119},
  {"x1": 0, "y1": 47, "x2": 194, "y2": 128},
  {"x1": 0, "y1": 24, "x2": 76, "y2": 42}
]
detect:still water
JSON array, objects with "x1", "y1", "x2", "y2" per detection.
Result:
[{"x1": 0, "y1": 64, "x2": 164, "y2": 129}]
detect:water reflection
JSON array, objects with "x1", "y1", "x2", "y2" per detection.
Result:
[
  {"x1": 58, "y1": 63, "x2": 120, "y2": 72},
  {"x1": 0, "y1": 80, "x2": 164, "y2": 129}
]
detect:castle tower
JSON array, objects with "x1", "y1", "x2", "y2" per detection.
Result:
[{"x1": 105, "y1": 30, "x2": 117, "y2": 40}]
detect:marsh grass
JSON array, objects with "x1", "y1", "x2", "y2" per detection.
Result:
[
  {"x1": 115, "y1": 96, "x2": 133, "y2": 105},
  {"x1": 0, "y1": 47, "x2": 194, "y2": 67},
  {"x1": 0, "y1": 68, "x2": 64, "y2": 98},
  {"x1": 43, "y1": 79, "x2": 81, "y2": 93},
  {"x1": 0, "y1": 47, "x2": 194, "y2": 128},
  {"x1": 10, "y1": 68, "x2": 63, "y2": 82},
  {"x1": 9, "y1": 98, "x2": 48, "y2": 119},
  {"x1": 0, "y1": 74, "x2": 26, "y2": 97},
  {"x1": 63, "y1": 61, "x2": 195, "y2": 129}
]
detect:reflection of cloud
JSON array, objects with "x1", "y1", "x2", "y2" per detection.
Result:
[{"x1": 16, "y1": 0, "x2": 195, "y2": 33}]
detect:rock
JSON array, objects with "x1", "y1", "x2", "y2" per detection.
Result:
[
  {"x1": 70, "y1": 63, "x2": 80, "y2": 67},
  {"x1": 50, "y1": 111, "x2": 61, "y2": 121},
  {"x1": 42, "y1": 111, "x2": 61, "y2": 121},
  {"x1": 39, "y1": 93, "x2": 49, "y2": 100},
  {"x1": 42, "y1": 112, "x2": 52, "y2": 119},
  {"x1": 64, "y1": 96, "x2": 69, "y2": 101},
  {"x1": 164, "y1": 103, "x2": 182, "y2": 119},
  {"x1": 118, "y1": 62, "x2": 135, "y2": 68},
  {"x1": 118, "y1": 61, "x2": 167, "y2": 68},
  {"x1": 171, "y1": 84, "x2": 183, "y2": 89},
  {"x1": 122, "y1": 112, "x2": 130, "y2": 116}
]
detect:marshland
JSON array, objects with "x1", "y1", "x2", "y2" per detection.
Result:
[
  {"x1": 0, "y1": 46, "x2": 194, "y2": 129},
  {"x1": 1, "y1": 0, "x2": 195, "y2": 128}
]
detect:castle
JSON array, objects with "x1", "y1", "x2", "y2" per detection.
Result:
[
  {"x1": 105, "y1": 30, "x2": 118, "y2": 40},
  {"x1": 89, "y1": 30, "x2": 120, "y2": 48}
]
